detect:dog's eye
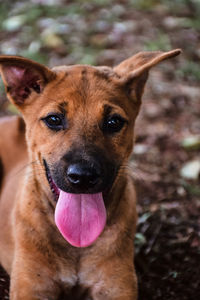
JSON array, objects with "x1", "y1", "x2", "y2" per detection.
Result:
[
  {"x1": 103, "y1": 114, "x2": 126, "y2": 134},
  {"x1": 42, "y1": 114, "x2": 64, "y2": 131}
]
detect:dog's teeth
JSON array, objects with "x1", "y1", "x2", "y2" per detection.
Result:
[
  {"x1": 45, "y1": 169, "x2": 57, "y2": 199},
  {"x1": 51, "y1": 187, "x2": 55, "y2": 194}
]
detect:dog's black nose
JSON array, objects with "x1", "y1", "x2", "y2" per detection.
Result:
[{"x1": 67, "y1": 163, "x2": 101, "y2": 191}]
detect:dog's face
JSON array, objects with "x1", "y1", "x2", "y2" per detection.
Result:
[
  {"x1": 23, "y1": 65, "x2": 138, "y2": 197},
  {"x1": 0, "y1": 50, "x2": 180, "y2": 247}
]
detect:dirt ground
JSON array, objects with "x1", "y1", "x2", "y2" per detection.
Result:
[{"x1": 0, "y1": 0, "x2": 200, "y2": 299}]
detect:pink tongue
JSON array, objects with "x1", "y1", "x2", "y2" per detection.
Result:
[{"x1": 55, "y1": 192, "x2": 106, "y2": 247}]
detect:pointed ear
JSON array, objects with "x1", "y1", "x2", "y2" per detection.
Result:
[
  {"x1": 0, "y1": 55, "x2": 55, "y2": 106},
  {"x1": 114, "y1": 49, "x2": 181, "y2": 102}
]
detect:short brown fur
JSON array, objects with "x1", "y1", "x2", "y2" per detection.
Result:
[{"x1": 0, "y1": 49, "x2": 181, "y2": 299}]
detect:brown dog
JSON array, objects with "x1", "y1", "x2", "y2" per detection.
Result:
[{"x1": 0, "y1": 49, "x2": 180, "y2": 300}]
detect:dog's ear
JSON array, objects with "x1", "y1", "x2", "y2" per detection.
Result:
[
  {"x1": 0, "y1": 55, "x2": 55, "y2": 106},
  {"x1": 114, "y1": 49, "x2": 181, "y2": 102}
]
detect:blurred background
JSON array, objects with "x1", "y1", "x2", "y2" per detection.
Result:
[{"x1": 0, "y1": 0, "x2": 200, "y2": 299}]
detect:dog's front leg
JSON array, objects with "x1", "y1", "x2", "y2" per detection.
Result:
[
  {"x1": 10, "y1": 272, "x2": 61, "y2": 300},
  {"x1": 10, "y1": 255, "x2": 63, "y2": 300},
  {"x1": 91, "y1": 272, "x2": 137, "y2": 300},
  {"x1": 92, "y1": 276, "x2": 137, "y2": 300},
  {"x1": 86, "y1": 257, "x2": 138, "y2": 300}
]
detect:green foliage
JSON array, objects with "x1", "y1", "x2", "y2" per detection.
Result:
[
  {"x1": 0, "y1": 3, "x2": 10, "y2": 30},
  {"x1": 7, "y1": 103, "x2": 19, "y2": 115},
  {"x1": 144, "y1": 33, "x2": 172, "y2": 51},
  {"x1": 160, "y1": 0, "x2": 200, "y2": 14},
  {"x1": 177, "y1": 61, "x2": 200, "y2": 82},
  {"x1": 181, "y1": 180, "x2": 200, "y2": 197},
  {"x1": 80, "y1": 0, "x2": 115, "y2": 6},
  {"x1": 129, "y1": 0, "x2": 159, "y2": 10},
  {"x1": 0, "y1": 78, "x2": 6, "y2": 102},
  {"x1": 21, "y1": 50, "x2": 48, "y2": 65},
  {"x1": 134, "y1": 233, "x2": 147, "y2": 253}
]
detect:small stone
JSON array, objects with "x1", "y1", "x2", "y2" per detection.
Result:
[
  {"x1": 180, "y1": 160, "x2": 200, "y2": 180},
  {"x1": 42, "y1": 32, "x2": 64, "y2": 48},
  {"x1": 133, "y1": 144, "x2": 148, "y2": 155},
  {"x1": 163, "y1": 17, "x2": 182, "y2": 29},
  {"x1": 181, "y1": 136, "x2": 200, "y2": 151},
  {"x1": 144, "y1": 103, "x2": 162, "y2": 119},
  {"x1": 177, "y1": 186, "x2": 186, "y2": 196},
  {"x1": 28, "y1": 41, "x2": 41, "y2": 53},
  {"x1": 3, "y1": 15, "x2": 26, "y2": 31}
]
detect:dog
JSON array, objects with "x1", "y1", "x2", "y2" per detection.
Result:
[{"x1": 0, "y1": 49, "x2": 181, "y2": 299}]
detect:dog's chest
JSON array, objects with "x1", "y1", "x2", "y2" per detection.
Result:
[{"x1": 59, "y1": 281, "x2": 92, "y2": 300}]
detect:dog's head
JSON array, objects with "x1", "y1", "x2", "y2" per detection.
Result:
[{"x1": 0, "y1": 50, "x2": 181, "y2": 247}]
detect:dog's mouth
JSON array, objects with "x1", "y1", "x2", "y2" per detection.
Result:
[
  {"x1": 44, "y1": 160, "x2": 107, "y2": 248},
  {"x1": 44, "y1": 161, "x2": 60, "y2": 201}
]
